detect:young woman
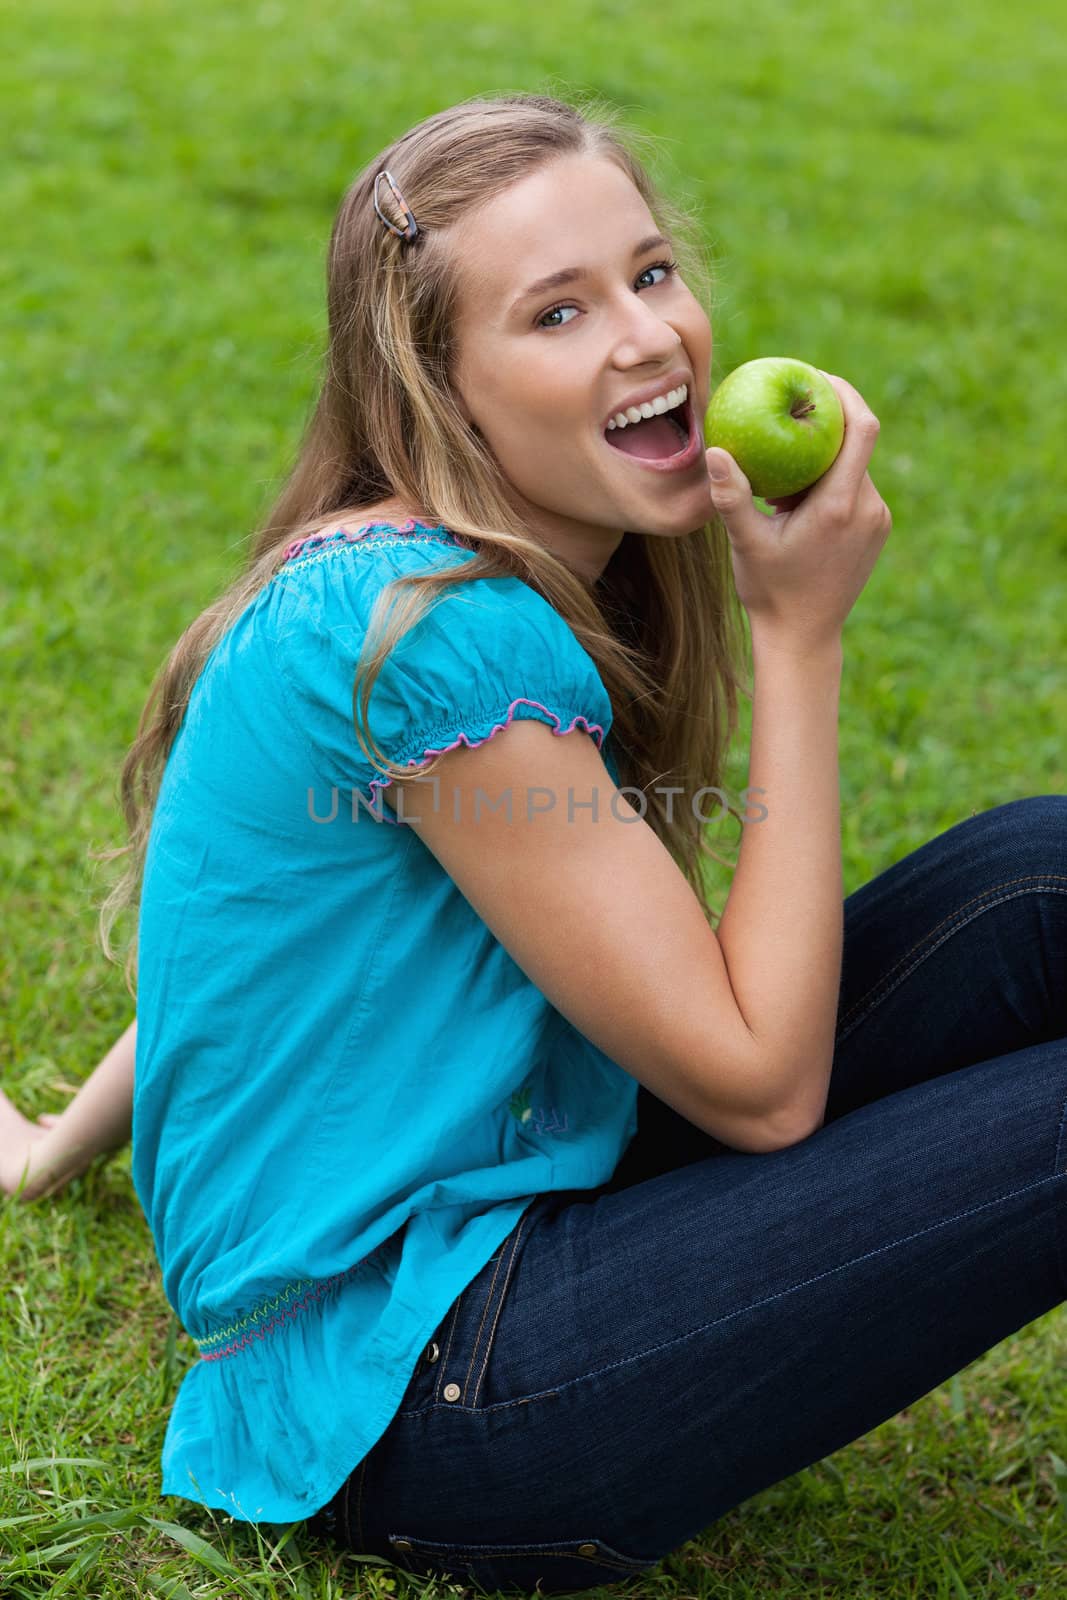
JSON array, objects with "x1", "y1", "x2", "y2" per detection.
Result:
[{"x1": 2, "y1": 91, "x2": 1064, "y2": 1594}]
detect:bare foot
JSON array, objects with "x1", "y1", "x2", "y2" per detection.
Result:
[{"x1": 0, "y1": 1088, "x2": 62, "y2": 1198}]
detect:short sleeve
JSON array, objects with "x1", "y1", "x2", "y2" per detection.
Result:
[{"x1": 270, "y1": 542, "x2": 616, "y2": 821}]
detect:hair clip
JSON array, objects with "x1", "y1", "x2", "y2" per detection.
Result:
[{"x1": 373, "y1": 168, "x2": 419, "y2": 242}]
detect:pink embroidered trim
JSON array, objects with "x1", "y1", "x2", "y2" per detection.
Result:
[
  {"x1": 368, "y1": 700, "x2": 608, "y2": 826},
  {"x1": 193, "y1": 1257, "x2": 373, "y2": 1362},
  {"x1": 281, "y1": 519, "x2": 463, "y2": 564}
]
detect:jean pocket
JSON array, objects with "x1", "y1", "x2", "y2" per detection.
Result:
[{"x1": 383, "y1": 1529, "x2": 662, "y2": 1594}]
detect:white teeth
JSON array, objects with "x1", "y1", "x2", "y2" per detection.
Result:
[{"x1": 606, "y1": 383, "x2": 687, "y2": 430}]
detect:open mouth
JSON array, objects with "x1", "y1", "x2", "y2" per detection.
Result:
[{"x1": 602, "y1": 397, "x2": 699, "y2": 470}]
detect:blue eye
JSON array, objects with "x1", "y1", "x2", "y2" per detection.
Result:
[{"x1": 536, "y1": 259, "x2": 680, "y2": 329}]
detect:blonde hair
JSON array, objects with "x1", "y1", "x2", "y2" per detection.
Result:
[{"x1": 94, "y1": 90, "x2": 750, "y2": 999}]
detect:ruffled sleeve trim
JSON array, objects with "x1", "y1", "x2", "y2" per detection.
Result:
[{"x1": 366, "y1": 698, "x2": 608, "y2": 825}]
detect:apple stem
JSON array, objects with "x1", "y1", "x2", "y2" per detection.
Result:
[{"x1": 791, "y1": 389, "x2": 816, "y2": 421}]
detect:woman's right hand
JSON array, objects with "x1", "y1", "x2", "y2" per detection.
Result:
[{"x1": 705, "y1": 371, "x2": 893, "y2": 655}]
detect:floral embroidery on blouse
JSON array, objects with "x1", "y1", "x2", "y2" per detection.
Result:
[
  {"x1": 280, "y1": 519, "x2": 468, "y2": 566},
  {"x1": 508, "y1": 1086, "x2": 533, "y2": 1124},
  {"x1": 508, "y1": 1086, "x2": 569, "y2": 1136}
]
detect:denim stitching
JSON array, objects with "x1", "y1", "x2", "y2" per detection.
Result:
[
  {"x1": 434, "y1": 1288, "x2": 467, "y2": 1403},
  {"x1": 461, "y1": 1245, "x2": 509, "y2": 1406},
  {"x1": 1056, "y1": 1086, "x2": 1067, "y2": 1177},
  {"x1": 465, "y1": 1211, "x2": 534, "y2": 1406},
  {"x1": 1055, "y1": 1085, "x2": 1067, "y2": 1298},
  {"x1": 341, "y1": 1461, "x2": 356, "y2": 1548},
  {"x1": 839, "y1": 876, "x2": 1067, "y2": 1032},
  {"x1": 355, "y1": 1453, "x2": 369, "y2": 1553},
  {"x1": 395, "y1": 1541, "x2": 651, "y2": 1572},
  {"x1": 458, "y1": 1166, "x2": 1067, "y2": 1414},
  {"x1": 837, "y1": 881, "x2": 1067, "y2": 1042}
]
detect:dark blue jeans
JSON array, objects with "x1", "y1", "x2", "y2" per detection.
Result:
[{"x1": 305, "y1": 795, "x2": 1067, "y2": 1593}]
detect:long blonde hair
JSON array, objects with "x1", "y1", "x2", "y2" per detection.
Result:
[{"x1": 94, "y1": 90, "x2": 750, "y2": 999}]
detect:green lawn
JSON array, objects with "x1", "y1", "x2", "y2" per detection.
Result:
[{"x1": 2, "y1": 0, "x2": 1065, "y2": 1594}]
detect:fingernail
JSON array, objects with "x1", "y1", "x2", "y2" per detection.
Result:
[{"x1": 707, "y1": 451, "x2": 730, "y2": 482}]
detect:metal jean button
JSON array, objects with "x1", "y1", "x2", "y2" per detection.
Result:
[{"x1": 424, "y1": 1341, "x2": 439, "y2": 1364}]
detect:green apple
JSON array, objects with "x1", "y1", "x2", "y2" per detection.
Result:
[{"x1": 703, "y1": 357, "x2": 845, "y2": 499}]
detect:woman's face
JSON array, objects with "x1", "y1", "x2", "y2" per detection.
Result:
[{"x1": 448, "y1": 152, "x2": 714, "y2": 582}]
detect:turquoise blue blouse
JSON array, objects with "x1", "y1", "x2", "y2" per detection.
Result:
[{"x1": 130, "y1": 519, "x2": 638, "y2": 1525}]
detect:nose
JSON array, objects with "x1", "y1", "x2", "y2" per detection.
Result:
[{"x1": 610, "y1": 291, "x2": 683, "y2": 368}]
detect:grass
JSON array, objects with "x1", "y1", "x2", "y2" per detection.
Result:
[{"x1": 2, "y1": 0, "x2": 1065, "y2": 1594}]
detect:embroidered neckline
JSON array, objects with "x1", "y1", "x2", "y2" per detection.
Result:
[{"x1": 280, "y1": 518, "x2": 470, "y2": 566}]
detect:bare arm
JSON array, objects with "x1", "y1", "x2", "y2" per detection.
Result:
[
  {"x1": 708, "y1": 371, "x2": 891, "y2": 1138},
  {"x1": 715, "y1": 634, "x2": 844, "y2": 1137},
  {"x1": 386, "y1": 713, "x2": 826, "y2": 1155},
  {"x1": 0, "y1": 1017, "x2": 136, "y2": 1202}
]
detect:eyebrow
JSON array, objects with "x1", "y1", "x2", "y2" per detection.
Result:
[{"x1": 511, "y1": 234, "x2": 672, "y2": 310}]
